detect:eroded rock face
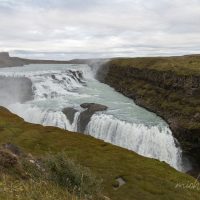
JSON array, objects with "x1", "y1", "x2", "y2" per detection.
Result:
[
  {"x1": 103, "y1": 59, "x2": 200, "y2": 170},
  {"x1": 78, "y1": 103, "x2": 108, "y2": 133},
  {"x1": 62, "y1": 107, "x2": 78, "y2": 124}
]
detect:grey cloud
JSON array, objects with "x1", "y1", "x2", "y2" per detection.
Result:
[{"x1": 0, "y1": 0, "x2": 200, "y2": 59}]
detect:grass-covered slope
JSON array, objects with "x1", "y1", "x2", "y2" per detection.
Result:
[
  {"x1": 110, "y1": 55, "x2": 200, "y2": 75},
  {"x1": 103, "y1": 55, "x2": 200, "y2": 169},
  {"x1": 0, "y1": 148, "x2": 101, "y2": 200},
  {"x1": 0, "y1": 107, "x2": 199, "y2": 200}
]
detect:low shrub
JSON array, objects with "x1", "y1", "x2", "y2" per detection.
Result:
[{"x1": 44, "y1": 153, "x2": 103, "y2": 199}]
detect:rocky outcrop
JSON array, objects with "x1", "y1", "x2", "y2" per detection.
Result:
[
  {"x1": 78, "y1": 103, "x2": 108, "y2": 133},
  {"x1": 62, "y1": 107, "x2": 78, "y2": 124},
  {"x1": 102, "y1": 57, "x2": 200, "y2": 170},
  {"x1": 109, "y1": 66, "x2": 200, "y2": 95},
  {"x1": 62, "y1": 103, "x2": 108, "y2": 132},
  {"x1": 80, "y1": 103, "x2": 108, "y2": 111}
]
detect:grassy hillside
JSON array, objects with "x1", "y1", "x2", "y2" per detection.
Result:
[
  {"x1": 112, "y1": 55, "x2": 200, "y2": 75},
  {"x1": 0, "y1": 107, "x2": 199, "y2": 200}
]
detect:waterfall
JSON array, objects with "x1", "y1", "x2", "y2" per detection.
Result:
[
  {"x1": 71, "y1": 112, "x2": 80, "y2": 132},
  {"x1": 85, "y1": 114, "x2": 183, "y2": 170},
  {"x1": 0, "y1": 63, "x2": 186, "y2": 171}
]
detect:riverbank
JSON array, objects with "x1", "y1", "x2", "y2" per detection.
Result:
[
  {"x1": 100, "y1": 55, "x2": 200, "y2": 173},
  {"x1": 0, "y1": 106, "x2": 200, "y2": 200}
]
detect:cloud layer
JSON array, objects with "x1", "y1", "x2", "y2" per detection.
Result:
[{"x1": 0, "y1": 0, "x2": 200, "y2": 59}]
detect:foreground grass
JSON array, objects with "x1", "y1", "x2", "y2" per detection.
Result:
[
  {"x1": 0, "y1": 175, "x2": 78, "y2": 200},
  {"x1": 0, "y1": 150, "x2": 102, "y2": 200},
  {"x1": 0, "y1": 107, "x2": 200, "y2": 200}
]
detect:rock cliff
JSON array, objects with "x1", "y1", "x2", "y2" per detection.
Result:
[{"x1": 100, "y1": 56, "x2": 200, "y2": 170}]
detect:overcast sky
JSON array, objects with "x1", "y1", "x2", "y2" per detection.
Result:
[{"x1": 0, "y1": 0, "x2": 200, "y2": 60}]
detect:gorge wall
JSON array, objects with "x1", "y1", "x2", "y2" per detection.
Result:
[{"x1": 99, "y1": 56, "x2": 200, "y2": 171}]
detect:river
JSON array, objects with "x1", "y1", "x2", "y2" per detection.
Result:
[{"x1": 0, "y1": 64, "x2": 187, "y2": 171}]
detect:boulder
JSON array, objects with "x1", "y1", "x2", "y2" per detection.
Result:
[
  {"x1": 62, "y1": 107, "x2": 78, "y2": 124},
  {"x1": 78, "y1": 103, "x2": 108, "y2": 132},
  {"x1": 80, "y1": 103, "x2": 108, "y2": 111}
]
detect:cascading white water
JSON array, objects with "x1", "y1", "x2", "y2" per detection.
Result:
[
  {"x1": 85, "y1": 114, "x2": 182, "y2": 170},
  {"x1": 0, "y1": 64, "x2": 186, "y2": 171}
]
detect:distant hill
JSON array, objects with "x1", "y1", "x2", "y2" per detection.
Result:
[
  {"x1": 0, "y1": 52, "x2": 108, "y2": 68},
  {"x1": 0, "y1": 52, "x2": 25, "y2": 67},
  {"x1": 0, "y1": 52, "x2": 73, "y2": 67}
]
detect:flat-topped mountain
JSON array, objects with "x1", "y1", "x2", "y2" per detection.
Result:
[{"x1": 0, "y1": 52, "x2": 25, "y2": 67}]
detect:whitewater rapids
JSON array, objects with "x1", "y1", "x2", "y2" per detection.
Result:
[{"x1": 0, "y1": 64, "x2": 186, "y2": 171}]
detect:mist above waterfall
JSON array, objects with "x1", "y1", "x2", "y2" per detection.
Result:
[{"x1": 0, "y1": 76, "x2": 33, "y2": 106}]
